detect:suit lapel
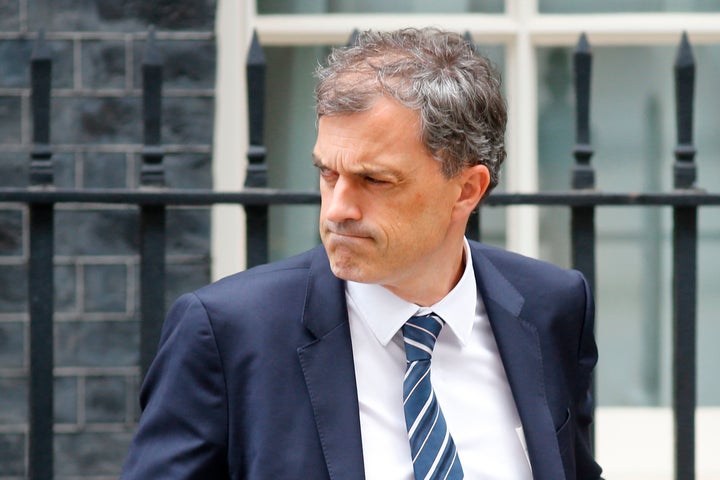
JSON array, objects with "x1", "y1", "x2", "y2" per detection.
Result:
[
  {"x1": 297, "y1": 248, "x2": 365, "y2": 480},
  {"x1": 472, "y1": 245, "x2": 566, "y2": 480}
]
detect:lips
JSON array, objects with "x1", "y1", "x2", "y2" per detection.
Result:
[
  {"x1": 329, "y1": 230, "x2": 368, "y2": 239},
  {"x1": 323, "y1": 221, "x2": 373, "y2": 240}
]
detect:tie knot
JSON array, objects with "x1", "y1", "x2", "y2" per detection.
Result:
[{"x1": 402, "y1": 314, "x2": 444, "y2": 362}]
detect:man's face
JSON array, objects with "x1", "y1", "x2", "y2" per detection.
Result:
[{"x1": 313, "y1": 97, "x2": 485, "y2": 303}]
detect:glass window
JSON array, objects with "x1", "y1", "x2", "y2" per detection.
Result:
[
  {"x1": 258, "y1": 0, "x2": 504, "y2": 14},
  {"x1": 264, "y1": 46, "x2": 329, "y2": 261},
  {"x1": 540, "y1": 0, "x2": 720, "y2": 13},
  {"x1": 537, "y1": 44, "x2": 720, "y2": 406}
]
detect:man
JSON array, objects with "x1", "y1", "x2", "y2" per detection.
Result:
[{"x1": 122, "y1": 28, "x2": 602, "y2": 479}]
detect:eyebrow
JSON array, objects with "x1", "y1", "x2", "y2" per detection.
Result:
[{"x1": 311, "y1": 152, "x2": 405, "y2": 182}]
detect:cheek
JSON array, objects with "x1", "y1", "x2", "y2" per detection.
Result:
[{"x1": 380, "y1": 207, "x2": 421, "y2": 246}]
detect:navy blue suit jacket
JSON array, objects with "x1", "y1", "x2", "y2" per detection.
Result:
[{"x1": 121, "y1": 241, "x2": 602, "y2": 479}]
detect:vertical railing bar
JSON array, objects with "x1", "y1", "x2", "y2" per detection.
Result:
[
  {"x1": 28, "y1": 30, "x2": 54, "y2": 480},
  {"x1": 672, "y1": 206, "x2": 697, "y2": 480},
  {"x1": 244, "y1": 30, "x2": 268, "y2": 268},
  {"x1": 570, "y1": 32, "x2": 597, "y2": 449},
  {"x1": 570, "y1": 33, "x2": 596, "y2": 311},
  {"x1": 475, "y1": 209, "x2": 482, "y2": 243},
  {"x1": 139, "y1": 27, "x2": 167, "y2": 380},
  {"x1": 464, "y1": 211, "x2": 480, "y2": 242},
  {"x1": 672, "y1": 31, "x2": 698, "y2": 480},
  {"x1": 347, "y1": 28, "x2": 360, "y2": 47},
  {"x1": 28, "y1": 205, "x2": 54, "y2": 480},
  {"x1": 140, "y1": 206, "x2": 166, "y2": 379}
]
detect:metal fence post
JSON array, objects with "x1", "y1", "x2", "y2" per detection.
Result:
[
  {"x1": 244, "y1": 31, "x2": 268, "y2": 268},
  {"x1": 570, "y1": 33, "x2": 597, "y2": 449},
  {"x1": 672, "y1": 31, "x2": 698, "y2": 480},
  {"x1": 570, "y1": 33, "x2": 596, "y2": 289},
  {"x1": 139, "y1": 27, "x2": 167, "y2": 380},
  {"x1": 28, "y1": 30, "x2": 55, "y2": 480}
]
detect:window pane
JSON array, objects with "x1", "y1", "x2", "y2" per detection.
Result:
[
  {"x1": 476, "y1": 45, "x2": 507, "y2": 249},
  {"x1": 537, "y1": 44, "x2": 720, "y2": 406},
  {"x1": 264, "y1": 46, "x2": 329, "y2": 261},
  {"x1": 258, "y1": 0, "x2": 504, "y2": 14},
  {"x1": 540, "y1": 0, "x2": 720, "y2": 13}
]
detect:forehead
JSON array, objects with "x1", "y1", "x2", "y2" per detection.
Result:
[{"x1": 314, "y1": 97, "x2": 422, "y2": 160}]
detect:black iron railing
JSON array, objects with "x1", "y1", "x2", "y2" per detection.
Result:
[{"x1": 0, "y1": 30, "x2": 717, "y2": 480}]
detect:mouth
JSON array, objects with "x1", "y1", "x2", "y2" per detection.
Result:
[
  {"x1": 323, "y1": 221, "x2": 373, "y2": 241},
  {"x1": 326, "y1": 230, "x2": 371, "y2": 240}
]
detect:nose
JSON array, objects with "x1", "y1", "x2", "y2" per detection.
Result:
[{"x1": 323, "y1": 176, "x2": 362, "y2": 223}]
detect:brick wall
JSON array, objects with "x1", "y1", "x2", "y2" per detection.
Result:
[{"x1": 0, "y1": 1, "x2": 217, "y2": 478}]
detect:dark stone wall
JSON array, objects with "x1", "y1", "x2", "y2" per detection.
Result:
[{"x1": 0, "y1": 1, "x2": 217, "y2": 478}]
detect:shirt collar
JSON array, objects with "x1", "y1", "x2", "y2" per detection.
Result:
[{"x1": 346, "y1": 238, "x2": 477, "y2": 347}]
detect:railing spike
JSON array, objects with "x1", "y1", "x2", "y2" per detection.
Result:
[
  {"x1": 572, "y1": 32, "x2": 594, "y2": 189},
  {"x1": 673, "y1": 31, "x2": 696, "y2": 188},
  {"x1": 248, "y1": 30, "x2": 266, "y2": 67},
  {"x1": 30, "y1": 30, "x2": 53, "y2": 186},
  {"x1": 463, "y1": 31, "x2": 478, "y2": 54},
  {"x1": 675, "y1": 31, "x2": 694, "y2": 69},
  {"x1": 31, "y1": 30, "x2": 50, "y2": 59},
  {"x1": 246, "y1": 29, "x2": 266, "y2": 152},
  {"x1": 141, "y1": 25, "x2": 164, "y2": 187},
  {"x1": 576, "y1": 32, "x2": 591, "y2": 54},
  {"x1": 143, "y1": 26, "x2": 162, "y2": 67},
  {"x1": 245, "y1": 29, "x2": 268, "y2": 267},
  {"x1": 346, "y1": 29, "x2": 360, "y2": 47}
]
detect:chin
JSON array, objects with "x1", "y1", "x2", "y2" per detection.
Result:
[
  {"x1": 328, "y1": 262, "x2": 360, "y2": 282},
  {"x1": 327, "y1": 257, "x2": 371, "y2": 283}
]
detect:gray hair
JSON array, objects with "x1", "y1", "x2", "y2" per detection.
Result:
[{"x1": 315, "y1": 27, "x2": 507, "y2": 193}]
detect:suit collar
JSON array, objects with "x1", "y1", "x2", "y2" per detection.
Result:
[
  {"x1": 470, "y1": 243, "x2": 524, "y2": 317},
  {"x1": 471, "y1": 243, "x2": 567, "y2": 480},
  {"x1": 298, "y1": 247, "x2": 365, "y2": 480},
  {"x1": 301, "y1": 246, "x2": 347, "y2": 339}
]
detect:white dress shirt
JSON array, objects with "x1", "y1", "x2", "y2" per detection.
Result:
[{"x1": 346, "y1": 239, "x2": 533, "y2": 479}]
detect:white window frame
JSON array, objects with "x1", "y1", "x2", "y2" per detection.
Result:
[{"x1": 214, "y1": 2, "x2": 720, "y2": 477}]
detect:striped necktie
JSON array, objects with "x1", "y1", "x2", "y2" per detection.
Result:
[{"x1": 402, "y1": 314, "x2": 463, "y2": 480}]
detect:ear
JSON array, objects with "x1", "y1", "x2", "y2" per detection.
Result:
[{"x1": 451, "y1": 164, "x2": 491, "y2": 221}]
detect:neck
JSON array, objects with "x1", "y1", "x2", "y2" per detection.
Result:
[{"x1": 383, "y1": 238, "x2": 466, "y2": 307}]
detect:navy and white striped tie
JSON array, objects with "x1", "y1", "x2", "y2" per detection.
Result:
[{"x1": 402, "y1": 314, "x2": 463, "y2": 480}]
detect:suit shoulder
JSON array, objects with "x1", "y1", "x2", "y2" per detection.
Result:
[
  {"x1": 198, "y1": 247, "x2": 318, "y2": 293},
  {"x1": 470, "y1": 241, "x2": 585, "y2": 291},
  {"x1": 184, "y1": 246, "x2": 326, "y2": 321}
]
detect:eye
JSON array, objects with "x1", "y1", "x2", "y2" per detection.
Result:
[
  {"x1": 364, "y1": 175, "x2": 393, "y2": 186},
  {"x1": 365, "y1": 176, "x2": 387, "y2": 184},
  {"x1": 313, "y1": 161, "x2": 328, "y2": 175},
  {"x1": 316, "y1": 165, "x2": 338, "y2": 183}
]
